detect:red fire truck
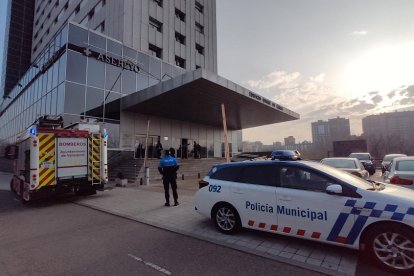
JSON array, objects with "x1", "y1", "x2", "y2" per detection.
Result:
[{"x1": 8, "y1": 116, "x2": 108, "y2": 203}]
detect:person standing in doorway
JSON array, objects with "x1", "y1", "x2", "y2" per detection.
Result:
[
  {"x1": 158, "y1": 149, "x2": 179, "y2": 206},
  {"x1": 155, "y1": 137, "x2": 163, "y2": 159}
]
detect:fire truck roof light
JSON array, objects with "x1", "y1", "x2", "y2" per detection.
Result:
[
  {"x1": 103, "y1": 130, "x2": 108, "y2": 138},
  {"x1": 29, "y1": 128, "x2": 37, "y2": 136}
]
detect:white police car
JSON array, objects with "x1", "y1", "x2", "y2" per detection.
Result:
[{"x1": 195, "y1": 160, "x2": 414, "y2": 274}]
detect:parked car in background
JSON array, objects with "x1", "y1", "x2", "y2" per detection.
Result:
[
  {"x1": 381, "y1": 154, "x2": 407, "y2": 175},
  {"x1": 321, "y1": 157, "x2": 369, "y2": 179},
  {"x1": 384, "y1": 156, "x2": 414, "y2": 188},
  {"x1": 349, "y1": 152, "x2": 376, "y2": 175},
  {"x1": 270, "y1": 150, "x2": 301, "y2": 161}
]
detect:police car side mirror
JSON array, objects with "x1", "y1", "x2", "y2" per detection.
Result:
[{"x1": 326, "y1": 184, "x2": 342, "y2": 195}]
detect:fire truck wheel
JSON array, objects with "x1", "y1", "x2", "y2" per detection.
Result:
[{"x1": 20, "y1": 182, "x2": 30, "y2": 204}]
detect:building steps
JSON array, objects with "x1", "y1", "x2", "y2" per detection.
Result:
[{"x1": 109, "y1": 156, "x2": 225, "y2": 183}]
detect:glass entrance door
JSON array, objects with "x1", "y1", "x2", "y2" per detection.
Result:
[{"x1": 134, "y1": 136, "x2": 156, "y2": 159}]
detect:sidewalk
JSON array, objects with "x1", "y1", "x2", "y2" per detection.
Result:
[
  {"x1": 73, "y1": 177, "x2": 357, "y2": 276},
  {"x1": 0, "y1": 172, "x2": 357, "y2": 275}
]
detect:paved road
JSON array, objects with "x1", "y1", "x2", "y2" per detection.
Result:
[
  {"x1": 0, "y1": 172, "x2": 398, "y2": 276},
  {"x1": 0, "y1": 190, "x2": 323, "y2": 276}
]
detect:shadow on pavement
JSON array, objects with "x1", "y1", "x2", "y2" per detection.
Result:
[
  {"x1": 0, "y1": 189, "x2": 88, "y2": 214},
  {"x1": 356, "y1": 253, "x2": 398, "y2": 276}
]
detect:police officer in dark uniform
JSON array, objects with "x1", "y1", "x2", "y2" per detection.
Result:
[{"x1": 158, "y1": 149, "x2": 179, "y2": 206}]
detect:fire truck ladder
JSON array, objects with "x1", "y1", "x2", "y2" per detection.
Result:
[{"x1": 89, "y1": 134, "x2": 101, "y2": 185}]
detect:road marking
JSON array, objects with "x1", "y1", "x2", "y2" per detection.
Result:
[{"x1": 127, "y1": 254, "x2": 171, "y2": 275}]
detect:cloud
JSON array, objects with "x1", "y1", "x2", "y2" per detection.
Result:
[
  {"x1": 246, "y1": 71, "x2": 300, "y2": 90},
  {"x1": 387, "y1": 90, "x2": 397, "y2": 98},
  {"x1": 402, "y1": 85, "x2": 414, "y2": 97},
  {"x1": 371, "y1": 95, "x2": 382, "y2": 104},
  {"x1": 243, "y1": 69, "x2": 414, "y2": 143},
  {"x1": 399, "y1": 98, "x2": 414, "y2": 105},
  {"x1": 351, "y1": 30, "x2": 368, "y2": 36}
]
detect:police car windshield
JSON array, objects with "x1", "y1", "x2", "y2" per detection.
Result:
[{"x1": 307, "y1": 162, "x2": 373, "y2": 190}]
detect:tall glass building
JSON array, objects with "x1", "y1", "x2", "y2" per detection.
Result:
[{"x1": 0, "y1": 0, "x2": 299, "y2": 161}]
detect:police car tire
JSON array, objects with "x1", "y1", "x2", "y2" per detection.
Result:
[
  {"x1": 365, "y1": 224, "x2": 414, "y2": 274},
  {"x1": 212, "y1": 204, "x2": 241, "y2": 235}
]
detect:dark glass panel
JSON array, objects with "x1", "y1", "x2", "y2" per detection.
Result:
[
  {"x1": 87, "y1": 57, "x2": 105, "y2": 88},
  {"x1": 85, "y1": 86, "x2": 104, "y2": 116},
  {"x1": 64, "y1": 82, "x2": 85, "y2": 114},
  {"x1": 68, "y1": 24, "x2": 88, "y2": 47},
  {"x1": 58, "y1": 53, "x2": 67, "y2": 84},
  {"x1": 105, "y1": 64, "x2": 121, "y2": 92},
  {"x1": 50, "y1": 88, "x2": 57, "y2": 115},
  {"x1": 67, "y1": 50, "x2": 87, "y2": 84},
  {"x1": 107, "y1": 40, "x2": 122, "y2": 55},
  {"x1": 89, "y1": 31, "x2": 106, "y2": 50},
  {"x1": 121, "y1": 70, "x2": 136, "y2": 94},
  {"x1": 57, "y1": 83, "x2": 65, "y2": 115}
]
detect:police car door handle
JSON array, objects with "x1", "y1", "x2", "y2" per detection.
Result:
[
  {"x1": 233, "y1": 191, "x2": 244, "y2": 194},
  {"x1": 278, "y1": 196, "x2": 292, "y2": 202}
]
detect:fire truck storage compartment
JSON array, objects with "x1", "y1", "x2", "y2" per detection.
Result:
[{"x1": 56, "y1": 137, "x2": 88, "y2": 178}]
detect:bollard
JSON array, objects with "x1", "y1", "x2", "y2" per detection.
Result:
[
  {"x1": 182, "y1": 174, "x2": 184, "y2": 180},
  {"x1": 145, "y1": 167, "x2": 150, "y2": 185},
  {"x1": 140, "y1": 178, "x2": 143, "y2": 185},
  {"x1": 198, "y1": 172, "x2": 200, "y2": 179}
]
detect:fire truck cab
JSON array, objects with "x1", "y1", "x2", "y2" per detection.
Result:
[{"x1": 9, "y1": 115, "x2": 108, "y2": 203}]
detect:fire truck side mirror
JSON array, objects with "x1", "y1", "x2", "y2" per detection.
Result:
[{"x1": 5, "y1": 145, "x2": 19, "y2": 160}]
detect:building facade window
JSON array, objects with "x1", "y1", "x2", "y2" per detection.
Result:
[
  {"x1": 153, "y1": 0, "x2": 163, "y2": 8},
  {"x1": 195, "y1": 22, "x2": 204, "y2": 34},
  {"x1": 88, "y1": 9, "x2": 95, "y2": 20},
  {"x1": 149, "y1": 17, "x2": 162, "y2": 32},
  {"x1": 94, "y1": 0, "x2": 105, "y2": 14},
  {"x1": 95, "y1": 21, "x2": 105, "y2": 33},
  {"x1": 175, "y1": 32, "x2": 185, "y2": 45},
  {"x1": 195, "y1": 43, "x2": 204, "y2": 55},
  {"x1": 175, "y1": 8, "x2": 185, "y2": 22},
  {"x1": 149, "y1": 44, "x2": 162, "y2": 58},
  {"x1": 80, "y1": 15, "x2": 88, "y2": 26},
  {"x1": 175, "y1": 56, "x2": 185, "y2": 68},
  {"x1": 195, "y1": 1, "x2": 204, "y2": 13}
]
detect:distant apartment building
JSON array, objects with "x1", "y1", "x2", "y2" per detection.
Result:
[
  {"x1": 284, "y1": 136, "x2": 295, "y2": 146},
  {"x1": 362, "y1": 110, "x2": 414, "y2": 156},
  {"x1": 311, "y1": 117, "x2": 350, "y2": 149},
  {"x1": 273, "y1": 141, "x2": 282, "y2": 149}
]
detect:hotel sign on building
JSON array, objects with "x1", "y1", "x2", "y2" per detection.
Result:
[{"x1": 83, "y1": 47, "x2": 140, "y2": 73}]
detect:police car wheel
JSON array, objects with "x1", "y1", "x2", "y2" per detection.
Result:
[
  {"x1": 366, "y1": 224, "x2": 414, "y2": 273},
  {"x1": 213, "y1": 204, "x2": 240, "y2": 235}
]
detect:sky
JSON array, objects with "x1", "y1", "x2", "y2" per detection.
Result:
[
  {"x1": 1, "y1": 1, "x2": 414, "y2": 144},
  {"x1": 217, "y1": 0, "x2": 414, "y2": 144}
]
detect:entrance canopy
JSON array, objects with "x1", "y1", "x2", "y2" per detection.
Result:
[{"x1": 121, "y1": 69, "x2": 299, "y2": 130}]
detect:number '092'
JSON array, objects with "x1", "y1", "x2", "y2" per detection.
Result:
[{"x1": 208, "y1": 185, "x2": 221, "y2": 193}]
